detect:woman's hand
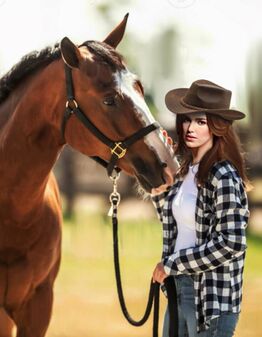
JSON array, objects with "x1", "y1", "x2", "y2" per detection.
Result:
[
  {"x1": 151, "y1": 183, "x2": 170, "y2": 195},
  {"x1": 152, "y1": 262, "x2": 168, "y2": 283},
  {"x1": 162, "y1": 129, "x2": 173, "y2": 146}
]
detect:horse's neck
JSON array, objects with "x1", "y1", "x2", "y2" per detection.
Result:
[{"x1": 0, "y1": 60, "x2": 65, "y2": 221}]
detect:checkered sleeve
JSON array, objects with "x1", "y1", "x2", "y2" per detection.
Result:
[
  {"x1": 163, "y1": 173, "x2": 249, "y2": 275},
  {"x1": 151, "y1": 189, "x2": 170, "y2": 222}
]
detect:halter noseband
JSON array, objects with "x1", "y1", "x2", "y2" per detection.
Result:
[{"x1": 61, "y1": 64, "x2": 160, "y2": 177}]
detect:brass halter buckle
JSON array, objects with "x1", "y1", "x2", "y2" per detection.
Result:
[{"x1": 111, "y1": 142, "x2": 127, "y2": 159}]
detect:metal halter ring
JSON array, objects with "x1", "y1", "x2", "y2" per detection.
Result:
[
  {"x1": 111, "y1": 142, "x2": 127, "y2": 159},
  {"x1": 66, "y1": 99, "x2": 78, "y2": 110}
]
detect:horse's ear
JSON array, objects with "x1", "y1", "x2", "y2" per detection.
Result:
[
  {"x1": 103, "y1": 13, "x2": 129, "y2": 49},
  {"x1": 60, "y1": 37, "x2": 81, "y2": 68}
]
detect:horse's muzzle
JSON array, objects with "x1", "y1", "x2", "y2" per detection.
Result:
[{"x1": 134, "y1": 160, "x2": 174, "y2": 192}]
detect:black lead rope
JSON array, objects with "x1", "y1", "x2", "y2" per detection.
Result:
[
  {"x1": 109, "y1": 174, "x2": 179, "y2": 337},
  {"x1": 165, "y1": 277, "x2": 179, "y2": 337},
  {"x1": 110, "y1": 192, "x2": 160, "y2": 337}
]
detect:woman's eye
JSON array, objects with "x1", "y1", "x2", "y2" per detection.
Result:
[
  {"x1": 198, "y1": 120, "x2": 207, "y2": 125},
  {"x1": 103, "y1": 96, "x2": 116, "y2": 106}
]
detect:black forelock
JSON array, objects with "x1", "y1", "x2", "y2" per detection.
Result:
[{"x1": 81, "y1": 40, "x2": 125, "y2": 71}]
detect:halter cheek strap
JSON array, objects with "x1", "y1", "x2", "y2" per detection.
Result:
[{"x1": 61, "y1": 64, "x2": 159, "y2": 177}]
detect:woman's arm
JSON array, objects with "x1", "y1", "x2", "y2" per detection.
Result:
[
  {"x1": 162, "y1": 172, "x2": 249, "y2": 275},
  {"x1": 151, "y1": 188, "x2": 170, "y2": 222}
]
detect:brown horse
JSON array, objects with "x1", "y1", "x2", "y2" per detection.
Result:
[{"x1": 0, "y1": 15, "x2": 177, "y2": 337}]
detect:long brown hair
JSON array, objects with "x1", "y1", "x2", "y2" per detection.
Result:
[{"x1": 175, "y1": 114, "x2": 251, "y2": 189}]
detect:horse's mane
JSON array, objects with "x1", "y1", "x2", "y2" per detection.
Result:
[
  {"x1": 0, "y1": 40, "x2": 124, "y2": 105},
  {"x1": 0, "y1": 43, "x2": 61, "y2": 104}
]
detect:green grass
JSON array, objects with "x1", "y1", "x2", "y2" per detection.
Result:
[
  {"x1": 47, "y1": 202, "x2": 262, "y2": 337},
  {"x1": 61, "y1": 207, "x2": 163, "y2": 290},
  {"x1": 245, "y1": 234, "x2": 262, "y2": 278}
]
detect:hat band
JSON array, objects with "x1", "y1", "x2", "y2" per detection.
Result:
[{"x1": 180, "y1": 97, "x2": 205, "y2": 111}]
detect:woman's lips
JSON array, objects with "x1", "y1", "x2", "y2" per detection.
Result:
[{"x1": 185, "y1": 134, "x2": 197, "y2": 141}]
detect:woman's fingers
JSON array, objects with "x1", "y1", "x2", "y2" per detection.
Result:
[
  {"x1": 162, "y1": 129, "x2": 168, "y2": 137},
  {"x1": 151, "y1": 184, "x2": 168, "y2": 195},
  {"x1": 161, "y1": 129, "x2": 173, "y2": 147},
  {"x1": 153, "y1": 262, "x2": 168, "y2": 283}
]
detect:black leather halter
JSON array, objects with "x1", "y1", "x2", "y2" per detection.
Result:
[{"x1": 61, "y1": 64, "x2": 160, "y2": 177}]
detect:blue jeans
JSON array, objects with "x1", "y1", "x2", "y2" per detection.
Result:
[{"x1": 162, "y1": 275, "x2": 239, "y2": 337}]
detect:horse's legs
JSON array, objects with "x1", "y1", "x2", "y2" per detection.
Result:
[
  {"x1": 12, "y1": 281, "x2": 54, "y2": 337},
  {"x1": 0, "y1": 308, "x2": 15, "y2": 337}
]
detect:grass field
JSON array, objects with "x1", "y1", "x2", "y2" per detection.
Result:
[{"x1": 47, "y1": 197, "x2": 262, "y2": 337}]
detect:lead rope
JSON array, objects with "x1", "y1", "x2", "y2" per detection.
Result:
[{"x1": 108, "y1": 172, "x2": 160, "y2": 337}]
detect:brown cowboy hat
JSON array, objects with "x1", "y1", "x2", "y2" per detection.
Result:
[{"x1": 165, "y1": 79, "x2": 245, "y2": 120}]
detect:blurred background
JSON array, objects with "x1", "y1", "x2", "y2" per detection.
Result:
[{"x1": 0, "y1": 0, "x2": 262, "y2": 336}]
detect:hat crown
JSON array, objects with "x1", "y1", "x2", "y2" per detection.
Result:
[
  {"x1": 183, "y1": 80, "x2": 232, "y2": 110},
  {"x1": 165, "y1": 79, "x2": 245, "y2": 120}
]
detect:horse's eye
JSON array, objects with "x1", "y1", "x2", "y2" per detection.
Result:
[{"x1": 103, "y1": 96, "x2": 116, "y2": 106}]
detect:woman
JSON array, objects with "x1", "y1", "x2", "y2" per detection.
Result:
[{"x1": 151, "y1": 79, "x2": 250, "y2": 337}]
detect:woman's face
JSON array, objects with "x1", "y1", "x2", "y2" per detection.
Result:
[{"x1": 182, "y1": 112, "x2": 213, "y2": 152}]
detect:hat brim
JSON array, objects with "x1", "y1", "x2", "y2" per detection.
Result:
[{"x1": 165, "y1": 88, "x2": 245, "y2": 120}]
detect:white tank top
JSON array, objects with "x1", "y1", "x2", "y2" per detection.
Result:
[{"x1": 172, "y1": 164, "x2": 199, "y2": 252}]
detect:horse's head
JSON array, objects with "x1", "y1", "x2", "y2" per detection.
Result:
[{"x1": 60, "y1": 14, "x2": 178, "y2": 192}]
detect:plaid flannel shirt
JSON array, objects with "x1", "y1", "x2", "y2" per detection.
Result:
[{"x1": 151, "y1": 160, "x2": 249, "y2": 332}]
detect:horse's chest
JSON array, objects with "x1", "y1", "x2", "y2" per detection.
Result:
[
  {"x1": 0, "y1": 223, "x2": 38, "y2": 251},
  {"x1": 0, "y1": 235, "x2": 61, "y2": 310}
]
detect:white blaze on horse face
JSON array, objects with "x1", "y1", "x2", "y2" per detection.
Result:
[
  {"x1": 114, "y1": 70, "x2": 177, "y2": 173},
  {"x1": 114, "y1": 70, "x2": 155, "y2": 125}
]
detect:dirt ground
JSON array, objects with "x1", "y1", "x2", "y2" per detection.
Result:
[{"x1": 48, "y1": 276, "x2": 262, "y2": 337}]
